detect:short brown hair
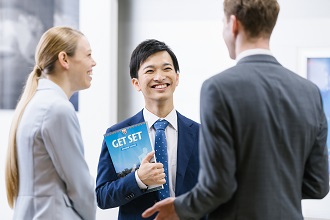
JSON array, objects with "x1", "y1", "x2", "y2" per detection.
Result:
[{"x1": 223, "y1": 0, "x2": 280, "y2": 38}]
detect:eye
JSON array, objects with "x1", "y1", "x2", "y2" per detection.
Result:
[
  {"x1": 164, "y1": 67, "x2": 172, "y2": 71},
  {"x1": 145, "y1": 69, "x2": 154, "y2": 74}
]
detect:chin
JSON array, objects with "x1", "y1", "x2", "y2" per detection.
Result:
[{"x1": 80, "y1": 84, "x2": 91, "y2": 91}]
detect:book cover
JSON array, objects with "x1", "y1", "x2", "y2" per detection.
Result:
[{"x1": 104, "y1": 121, "x2": 162, "y2": 192}]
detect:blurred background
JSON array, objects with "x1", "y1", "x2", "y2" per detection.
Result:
[{"x1": 1, "y1": 0, "x2": 330, "y2": 219}]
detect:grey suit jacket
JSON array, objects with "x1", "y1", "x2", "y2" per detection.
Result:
[
  {"x1": 14, "y1": 79, "x2": 96, "y2": 220},
  {"x1": 175, "y1": 55, "x2": 329, "y2": 220}
]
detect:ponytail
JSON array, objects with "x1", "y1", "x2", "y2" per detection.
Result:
[
  {"x1": 5, "y1": 66, "x2": 42, "y2": 208},
  {"x1": 5, "y1": 26, "x2": 84, "y2": 208}
]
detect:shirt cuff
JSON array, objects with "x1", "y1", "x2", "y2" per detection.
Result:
[{"x1": 135, "y1": 170, "x2": 148, "y2": 189}]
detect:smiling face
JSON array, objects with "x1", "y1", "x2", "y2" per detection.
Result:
[
  {"x1": 132, "y1": 51, "x2": 179, "y2": 109},
  {"x1": 67, "y1": 36, "x2": 96, "y2": 91}
]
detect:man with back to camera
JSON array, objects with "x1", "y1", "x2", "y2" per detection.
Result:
[
  {"x1": 95, "y1": 39, "x2": 202, "y2": 219},
  {"x1": 142, "y1": 0, "x2": 329, "y2": 219}
]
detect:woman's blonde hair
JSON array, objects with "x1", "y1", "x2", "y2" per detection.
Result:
[{"x1": 5, "y1": 26, "x2": 84, "y2": 208}]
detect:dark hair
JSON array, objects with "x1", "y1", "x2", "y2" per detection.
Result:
[
  {"x1": 129, "y1": 39, "x2": 180, "y2": 79},
  {"x1": 223, "y1": 0, "x2": 280, "y2": 38}
]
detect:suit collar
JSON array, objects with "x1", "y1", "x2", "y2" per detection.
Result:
[
  {"x1": 127, "y1": 110, "x2": 145, "y2": 126},
  {"x1": 37, "y1": 78, "x2": 67, "y2": 100},
  {"x1": 237, "y1": 54, "x2": 279, "y2": 66},
  {"x1": 236, "y1": 48, "x2": 273, "y2": 62},
  {"x1": 142, "y1": 108, "x2": 178, "y2": 131}
]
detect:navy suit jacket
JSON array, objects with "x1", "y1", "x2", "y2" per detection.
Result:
[{"x1": 96, "y1": 110, "x2": 200, "y2": 219}]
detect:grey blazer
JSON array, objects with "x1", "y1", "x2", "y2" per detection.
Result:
[
  {"x1": 14, "y1": 79, "x2": 96, "y2": 220},
  {"x1": 175, "y1": 55, "x2": 329, "y2": 220}
]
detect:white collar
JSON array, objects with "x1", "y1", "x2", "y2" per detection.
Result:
[
  {"x1": 143, "y1": 108, "x2": 178, "y2": 131},
  {"x1": 236, "y1": 49, "x2": 273, "y2": 62}
]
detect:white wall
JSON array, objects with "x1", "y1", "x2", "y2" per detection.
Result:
[
  {"x1": 79, "y1": 0, "x2": 119, "y2": 219},
  {"x1": 1, "y1": 0, "x2": 330, "y2": 219}
]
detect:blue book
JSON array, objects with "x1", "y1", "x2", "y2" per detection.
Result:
[{"x1": 104, "y1": 122, "x2": 162, "y2": 192}]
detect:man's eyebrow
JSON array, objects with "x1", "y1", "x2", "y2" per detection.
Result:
[
  {"x1": 142, "y1": 65, "x2": 154, "y2": 70},
  {"x1": 163, "y1": 63, "x2": 173, "y2": 67},
  {"x1": 142, "y1": 63, "x2": 173, "y2": 70}
]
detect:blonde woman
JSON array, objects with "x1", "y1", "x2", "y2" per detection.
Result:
[{"x1": 5, "y1": 26, "x2": 96, "y2": 220}]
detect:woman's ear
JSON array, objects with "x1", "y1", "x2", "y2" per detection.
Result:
[{"x1": 58, "y1": 51, "x2": 69, "y2": 69}]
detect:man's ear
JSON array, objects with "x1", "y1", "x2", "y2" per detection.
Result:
[
  {"x1": 131, "y1": 78, "x2": 141, "y2": 91},
  {"x1": 58, "y1": 51, "x2": 69, "y2": 69},
  {"x1": 230, "y1": 15, "x2": 239, "y2": 37},
  {"x1": 175, "y1": 73, "x2": 179, "y2": 87}
]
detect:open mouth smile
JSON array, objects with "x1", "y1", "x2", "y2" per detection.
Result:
[{"x1": 152, "y1": 83, "x2": 170, "y2": 89}]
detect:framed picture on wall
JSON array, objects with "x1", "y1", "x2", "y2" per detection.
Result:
[
  {"x1": 0, "y1": 0, "x2": 80, "y2": 111},
  {"x1": 298, "y1": 47, "x2": 330, "y2": 176}
]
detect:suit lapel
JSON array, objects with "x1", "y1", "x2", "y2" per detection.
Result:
[
  {"x1": 133, "y1": 110, "x2": 193, "y2": 194},
  {"x1": 175, "y1": 113, "x2": 194, "y2": 194}
]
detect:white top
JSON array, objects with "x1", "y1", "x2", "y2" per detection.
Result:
[{"x1": 135, "y1": 108, "x2": 178, "y2": 197}]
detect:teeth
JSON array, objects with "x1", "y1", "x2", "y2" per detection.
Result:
[{"x1": 155, "y1": 84, "x2": 167, "y2": 89}]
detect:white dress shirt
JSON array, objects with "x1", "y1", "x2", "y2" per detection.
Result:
[{"x1": 135, "y1": 108, "x2": 178, "y2": 197}]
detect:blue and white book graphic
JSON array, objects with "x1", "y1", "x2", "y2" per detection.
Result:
[{"x1": 104, "y1": 122, "x2": 162, "y2": 192}]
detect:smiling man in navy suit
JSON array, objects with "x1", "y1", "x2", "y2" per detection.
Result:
[{"x1": 96, "y1": 39, "x2": 201, "y2": 220}]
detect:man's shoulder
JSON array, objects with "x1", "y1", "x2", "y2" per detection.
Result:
[
  {"x1": 176, "y1": 111, "x2": 200, "y2": 129},
  {"x1": 106, "y1": 111, "x2": 144, "y2": 133}
]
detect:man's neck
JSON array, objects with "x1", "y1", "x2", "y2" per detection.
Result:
[
  {"x1": 145, "y1": 103, "x2": 174, "y2": 118},
  {"x1": 235, "y1": 33, "x2": 270, "y2": 58}
]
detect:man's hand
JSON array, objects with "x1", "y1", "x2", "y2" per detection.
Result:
[
  {"x1": 142, "y1": 197, "x2": 179, "y2": 220},
  {"x1": 137, "y1": 151, "x2": 166, "y2": 186}
]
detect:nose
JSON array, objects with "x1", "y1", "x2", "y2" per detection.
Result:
[
  {"x1": 92, "y1": 57, "x2": 96, "y2": 67},
  {"x1": 153, "y1": 70, "x2": 165, "y2": 81}
]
